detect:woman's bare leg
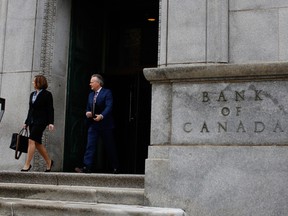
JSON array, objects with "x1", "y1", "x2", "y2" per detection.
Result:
[
  {"x1": 23, "y1": 139, "x2": 36, "y2": 169},
  {"x1": 35, "y1": 142, "x2": 52, "y2": 169}
]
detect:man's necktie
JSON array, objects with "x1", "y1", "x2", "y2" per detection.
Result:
[
  {"x1": 92, "y1": 91, "x2": 98, "y2": 117},
  {"x1": 93, "y1": 91, "x2": 98, "y2": 103}
]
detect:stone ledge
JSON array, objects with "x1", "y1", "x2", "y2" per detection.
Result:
[
  {"x1": 0, "y1": 183, "x2": 144, "y2": 205},
  {"x1": 0, "y1": 197, "x2": 186, "y2": 216},
  {"x1": 144, "y1": 62, "x2": 288, "y2": 82},
  {"x1": 0, "y1": 171, "x2": 144, "y2": 188}
]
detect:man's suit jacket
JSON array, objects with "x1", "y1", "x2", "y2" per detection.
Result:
[
  {"x1": 86, "y1": 88, "x2": 114, "y2": 129},
  {"x1": 25, "y1": 89, "x2": 54, "y2": 126}
]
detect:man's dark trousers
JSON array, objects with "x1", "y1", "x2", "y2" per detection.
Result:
[{"x1": 83, "y1": 123, "x2": 119, "y2": 171}]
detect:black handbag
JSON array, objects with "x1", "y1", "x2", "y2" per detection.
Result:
[{"x1": 10, "y1": 128, "x2": 29, "y2": 159}]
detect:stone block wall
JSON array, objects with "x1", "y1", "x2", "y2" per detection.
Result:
[
  {"x1": 0, "y1": 0, "x2": 40, "y2": 170},
  {"x1": 144, "y1": 63, "x2": 288, "y2": 215},
  {"x1": 229, "y1": 1, "x2": 288, "y2": 63},
  {"x1": 0, "y1": 0, "x2": 71, "y2": 171},
  {"x1": 146, "y1": 1, "x2": 288, "y2": 214},
  {"x1": 158, "y1": 0, "x2": 288, "y2": 66}
]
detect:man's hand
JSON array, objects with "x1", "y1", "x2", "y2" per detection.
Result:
[
  {"x1": 48, "y1": 124, "x2": 54, "y2": 131},
  {"x1": 86, "y1": 111, "x2": 93, "y2": 118},
  {"x1": 93, "y1": 114, "x2": 103, "y2": 122}
]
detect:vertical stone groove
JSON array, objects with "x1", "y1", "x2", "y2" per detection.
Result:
[{"x1": 34, "y1": 0, "x2": 57, "y2": 171}]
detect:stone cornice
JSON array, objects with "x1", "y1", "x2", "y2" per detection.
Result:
[{"x1": 143, "y1": 62, "x2": 288, "y2": 83}]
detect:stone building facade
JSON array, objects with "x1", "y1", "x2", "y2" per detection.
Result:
[
  {"x1": 0, "y1": 0, "x2": 288, "y2": 215},
  {"x1": 143, "y1": 1, "x2": 288, "y2": 215},
  {"x1": 0, "y1": 0, "x2": 70, "y2": 171}
]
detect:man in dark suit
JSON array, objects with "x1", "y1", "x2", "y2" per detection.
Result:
[{"x1": 76, "y1": 74, "x2": 119, "y2": 173}]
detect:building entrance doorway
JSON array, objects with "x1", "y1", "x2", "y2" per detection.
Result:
[{"x1": 64, "y1": 0, "x2": 158, "y2": 174}]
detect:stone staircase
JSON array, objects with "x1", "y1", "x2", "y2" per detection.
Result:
[{"x1": 0, "y1": 171, "x2": 185, "y2": 215}]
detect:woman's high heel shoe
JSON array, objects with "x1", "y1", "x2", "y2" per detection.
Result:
[
  {"x1": 21, "y1": 165, "x2": 32, "y2": 172},
  {"x1": 45, "y1": 160, "x2": 54, "y2": 172}
]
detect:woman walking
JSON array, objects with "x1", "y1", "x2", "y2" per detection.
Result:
[{"x1": 21, "y1": 75, "x2": 54, "y2": 172}]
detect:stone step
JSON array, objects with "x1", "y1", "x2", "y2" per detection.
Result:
[
  {"x1": 0, "y1": 197, "x2": 186, "y2": 216},
  {"x1": 0, "y1": 171, "x2": 144, "y2": 188},
  {"x1": 0, "y1": 171, "x2": 186, "y2": 215},
  {"x1": 0, "y1": 183, "x2": 144, "y2": 205}
]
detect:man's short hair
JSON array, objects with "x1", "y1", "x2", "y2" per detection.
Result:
[{"x1": 91, "y1": 74, "x2": 104, "y2": 86}]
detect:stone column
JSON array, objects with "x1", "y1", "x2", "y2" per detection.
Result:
[
  {"x1": 35, "y1": 0, "x2": 71, "y2": 171},
  {"x1": 158, "y1": 0, "x2": 228, "y2": 66},
  {"x1": 0, "y1": 0, "x2": 71, "y2": 171},
  {"x1": 144, "y1": 0, "x2": 288, "y2": 215}
]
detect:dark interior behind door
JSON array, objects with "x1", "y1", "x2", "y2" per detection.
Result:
[{"x1": 64, "y1": 0, "x2": 158, "y2": 174}]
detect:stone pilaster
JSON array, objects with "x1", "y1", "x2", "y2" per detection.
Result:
[{"x1": 34, "y1": 0, "x2": 57, "y2": 171}]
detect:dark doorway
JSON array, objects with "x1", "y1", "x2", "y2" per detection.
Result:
[{"x1": 64, "y1": 1, "x2": 158, "y2": 174}]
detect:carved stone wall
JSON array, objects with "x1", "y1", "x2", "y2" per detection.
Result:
[{"x1": 33, "y1": 0, "x2": 57, "y2": 171}]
